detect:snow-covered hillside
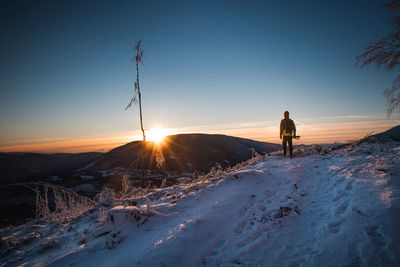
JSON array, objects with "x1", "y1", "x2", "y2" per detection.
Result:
[{"x1": 1, "y1": 141, "x2": 400, "y2": 266}]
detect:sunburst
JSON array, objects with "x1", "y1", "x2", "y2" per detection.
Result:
[{"x1": 147, "y1": 127, "x2": 171, "y2": 143}]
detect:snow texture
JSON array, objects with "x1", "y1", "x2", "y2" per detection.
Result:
[{"x1": 1, "y1": 142, "x2": 400, "y2": 266}]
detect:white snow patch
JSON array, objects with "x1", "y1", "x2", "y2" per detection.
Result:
[{"x1": 1, "y1": 142, "x2": 400, "y2": 266}]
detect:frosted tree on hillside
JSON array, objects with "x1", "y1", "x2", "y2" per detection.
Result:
[
  {"x1": 126, "y1": 40, "x2": 146, "y2": 141},
  {"x1": 356, "y1": 0, "x2": 400, "y2": 115}
]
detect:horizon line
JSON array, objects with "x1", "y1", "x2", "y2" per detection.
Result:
[{"x1": 0, "y1": 117, "x2": 399, "y2": 154}]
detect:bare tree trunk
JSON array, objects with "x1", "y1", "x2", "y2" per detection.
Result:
[
  {"x1": 140, "y1": 150, "x2": 145, "y2": 187},
  {"x1": 136, "y1": 59, "x2": 146, "y2": 142},
  {"x1": 135, "y1": 41, "x2": 146, "y2": 187},
  {"x1": 125, "y1": 40, "x2": 146, "y2": 187}
]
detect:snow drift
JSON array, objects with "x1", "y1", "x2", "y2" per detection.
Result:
[{"x1": 1, "y1": 137, "x2": 399, "y2": 266}]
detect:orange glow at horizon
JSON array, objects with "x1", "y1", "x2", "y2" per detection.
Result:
[
  {"x1": 0, "y1": 119, "x2": 399, "y2": 153},
  {"x1": 0, "y1": 136, "x2": 132, "y2": 154}
]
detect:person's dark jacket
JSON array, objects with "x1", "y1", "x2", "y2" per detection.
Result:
[{"x1": 280, "y1": 119, "x2": 296, "y2": 137}]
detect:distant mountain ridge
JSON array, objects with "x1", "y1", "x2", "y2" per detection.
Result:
[
  {"x1": 89, "y1": 134, "x2": 281, "y2": 173},
  {"x1": 0, "y1": 134, "x2": 280, "y2": 225},
  {"x1": 366, "y1": 125, "x2": 400, "y2": 141},
  {"x1": 0, "y1": 134, "x2": 280, "y2": 183},
  {"x1": 0, "y1": 152, "x2": 103, "y2": 183},
  {"x1": 1, "y1": 126, "x2": 399, "y2": 184}
]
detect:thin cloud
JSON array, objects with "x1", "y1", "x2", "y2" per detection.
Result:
[{"x1": 1, "y1": 116, "x2": 399, "y2": 153}]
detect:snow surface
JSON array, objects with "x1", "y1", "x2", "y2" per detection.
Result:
[{"x1": 1, "y1": 142, "x2": 400, "y2": 266}]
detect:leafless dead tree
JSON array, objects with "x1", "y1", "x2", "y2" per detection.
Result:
[
  {"x1": 126, "y1": 40, "x2": 146, "y2": 141},
  {"x1": 356, "y1": 0, "x2": 400, "y2": 115}
]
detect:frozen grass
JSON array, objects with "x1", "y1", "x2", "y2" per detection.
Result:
[
  {"x1": 33, "y1": 182, "x2": 96, "y2": 222},
  {"x1": 3, "y1": 182, "x2": 96, "y2": 223},
  {"x1": 115, "y1": 148, "x2": 267, "y2": 209},
  {"x1": 0, "y1": 147, "x2": 268, "y2": 229},
  {"x1": 2, "y1": 143, "x2": 372, "y2": 226}
]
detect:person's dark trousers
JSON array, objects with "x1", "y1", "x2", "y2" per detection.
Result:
[{"x1": 282, "y1": 136, "x2": 293, "y2": 157}]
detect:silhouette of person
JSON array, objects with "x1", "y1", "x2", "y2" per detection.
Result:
[{"x1": 280, "y1": 111, "x2": 296, "y2": 158}]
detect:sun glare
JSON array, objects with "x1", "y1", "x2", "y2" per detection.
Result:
[{"x1": 147, "y1": 127, "x2": 170, "y2": 143}]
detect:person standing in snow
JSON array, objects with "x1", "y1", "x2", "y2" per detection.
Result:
[{"x1": 280, "y1": 111, "x2": 296, "y2": 158}]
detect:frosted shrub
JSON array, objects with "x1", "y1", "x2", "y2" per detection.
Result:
[
  {"x1": 248, "y1": 148, "x2": 265, "y2": 164},
  {"x1": 95, "y1": 187, "x2": 116, "y2": 206},
  {"x1": 98, "y1": 207, "x2": 109, "y2": 225},
  {"x1": 22, "y1": 182, "x2": 96, "y2": 222},
  {"x1": 121, "y1": 173, "x2": 133, "y2": 195},
  {"x1": 160, "y1": 178, "x2": 167, "y2": 188},
  {"x1": 37, "y1": 237, "x2": 59, "y2": 253},
  {"x1": 206, "y1": 163, "x2": 224, "y2": 180},
  {"x1": 293, "y1": 146, "x2": 309, "y2": 157},
  {"x1": 116, "y1": 147, "x2": 267, "y2": 207},
  {"x1": 225, "y1": 148, "x2": 265, "y2": 173},
  {"x1": 155, "y1": 152, "x2": 165, "y2": 169}
]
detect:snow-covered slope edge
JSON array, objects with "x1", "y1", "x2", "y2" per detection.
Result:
[{"x1": 1, "y1": 142, "x2": 400, "y2": 266}]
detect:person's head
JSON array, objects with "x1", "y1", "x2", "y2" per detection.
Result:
[{"x1": 284, "y1": 111, "x2": 289, "y2": 119}]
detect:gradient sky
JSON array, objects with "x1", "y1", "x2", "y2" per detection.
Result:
[{"x1": 1, "y1": 0, "x2": 400, "y2": 153}]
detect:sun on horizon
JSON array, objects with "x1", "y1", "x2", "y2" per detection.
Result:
[{"x1": 146, "y1": 127, "x2": 172, "y2": 144}]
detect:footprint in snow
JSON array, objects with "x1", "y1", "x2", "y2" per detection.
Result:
[
  {"x1": 235, "y1": 224, "x2": 267, "y2": 248},
  {"x1": 335, "y1": 176, "x2": 346, "y2": 184},
  {"x1": 352, "y1": 206, "x2": 369, "y2": 217},
  {"x1": 332, "y1": 190, "x2": 346, "y2": 202},
  {"x1": 197, "y1": 239, "x2": 227, "y2": 265},
  {"x1": 327, "y1": 218, "x2": 345, "y2": 233},
  {"x1": 365, "y1": 225, "x2": 387, "y2": 247},
  {"x1": 237, "y1": 195, "x2": 256, "y2": 217},
  {"x1": 234, "y1": 221, "x2": 246, "y2": 235},
  {"x1": 334, "y1": 201, "x2": 348, "y2": 216},
  {"x1": 209, "y1": 238, "x2": 226, "y2": 252},
  {"x1": 257, "y1": 204, "x2": 266, "y2": 211},
  {"x1": 345, "y1": 180, "x2": 354, "y2": 191},
  {"x1": 263, "y1": 189, "x2": 276, "y2": 196}
]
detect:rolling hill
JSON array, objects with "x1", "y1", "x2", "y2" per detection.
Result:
[{"x1": 90, "y1": 134, "x2": 281, "y2": 173}]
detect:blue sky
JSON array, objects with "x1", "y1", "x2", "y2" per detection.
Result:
[{"x1": 1, "y1": 0, "x2": 399, "y2": 152}]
